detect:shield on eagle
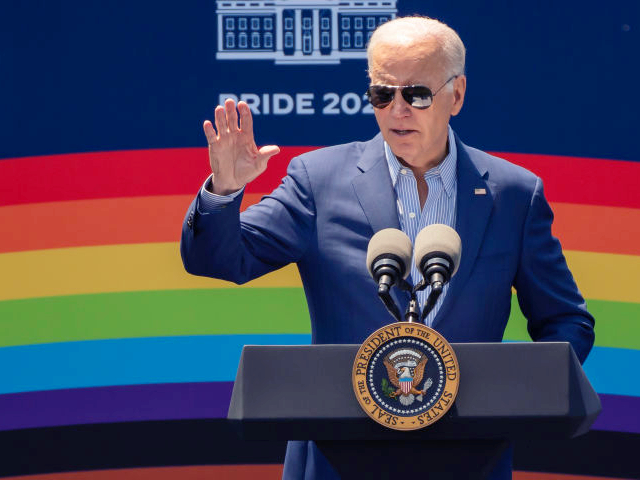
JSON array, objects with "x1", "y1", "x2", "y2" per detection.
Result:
[{"x1": 383, "y1": 348, "x2": 430, "y2": 406}]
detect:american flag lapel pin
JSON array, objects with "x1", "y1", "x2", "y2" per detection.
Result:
[{"x1": 474, "y1": 188, "x2": 487, "y2": 195}]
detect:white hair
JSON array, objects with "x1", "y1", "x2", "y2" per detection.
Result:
[{"x1": 367, "y1": 16, "x2": 466, "y2": 82}]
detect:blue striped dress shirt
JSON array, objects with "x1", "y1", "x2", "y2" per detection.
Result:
[{"x1": 384, "y1": 125, "x2": 458, "y2": 326}]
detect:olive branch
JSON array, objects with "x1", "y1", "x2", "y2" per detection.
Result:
[{"x1": 381, "y1": 378, "x2": 395, "y2": 398}]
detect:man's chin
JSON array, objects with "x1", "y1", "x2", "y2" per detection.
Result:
[{"x1": 387, "y1": 143, "x2": 418, "y2": 163}]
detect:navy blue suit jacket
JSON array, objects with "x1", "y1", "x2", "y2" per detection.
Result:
[{"x1": 181, "y1": 133, "x2": 595, "y2": 479}]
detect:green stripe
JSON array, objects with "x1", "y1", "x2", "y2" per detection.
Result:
[
  {"x1": 0, "y1": 289, "x2": 311, "y2": 347},
  {"x1": 503, "y1": 296, "x2": 640, "y2": 349},
  {"x1": 0, "y1": 290, "x2": 637, "y2": 349}
]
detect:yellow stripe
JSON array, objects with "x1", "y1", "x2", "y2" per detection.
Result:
[
  {"x1": 0, "y1": 244, "x2": 637, "y2": 303},
  {"x1": 0, "y1": 243, "x2": 301, "y2": 301},
  {"x1": 565, "y1": 250, "x2": 640, "y2": 304}
]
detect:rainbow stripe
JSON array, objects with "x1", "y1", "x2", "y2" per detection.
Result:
[
  {"x1": 0, "y1": 148, "x2": 639, "y2": 438},
  {"x1": 0, "y1": 466, "x2": 285, "y2": 480},
  {"x1": 0, "y1": 466, "x2": 627, "y2": 480}
]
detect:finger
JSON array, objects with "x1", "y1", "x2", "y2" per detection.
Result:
[
  {"x1": 214, "y1": 104, "x2": 228, "y2": 136},
  {"x1": 225, "y1": 98, "x2": 239, "y2": 132},
  {"x1": 203, "y1": 120, "x2": 217, "y2": 145},
  {"x1": 237, "y1": 101, "x2": 254, "y2": 137},
  {"x1": 258, "y1": 145, "x2": 280, "y2": 161}
]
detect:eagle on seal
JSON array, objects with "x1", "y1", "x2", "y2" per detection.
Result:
[{"x1": 384, "y1": 354, "x2": 428, "y2": 400}]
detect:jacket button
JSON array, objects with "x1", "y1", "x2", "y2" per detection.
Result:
[{"x1": 187, "y1": 212, "x2": 194, "y2": 229}]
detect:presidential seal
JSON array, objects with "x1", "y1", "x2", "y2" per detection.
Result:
[{"x1": 352, "y1": 322, "x2": 460, "y2": 431}]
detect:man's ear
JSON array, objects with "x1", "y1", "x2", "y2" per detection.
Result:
[{"x1": 450, "y1": 75, "x2": 466, "y2": 116}]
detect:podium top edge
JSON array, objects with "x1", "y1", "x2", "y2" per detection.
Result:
[{"x1": 240, "y1": 342, "x2": 572, "y2": 348}]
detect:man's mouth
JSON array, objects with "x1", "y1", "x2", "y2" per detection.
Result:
[{"x1": 391, "y1": 129, "x2": 416, "y2": 136}]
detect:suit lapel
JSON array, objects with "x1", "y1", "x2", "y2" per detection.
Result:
[
  {"x1": 352, "y1": 134, "x2": 408, "y2": 312},
  {"x1": 432, "y1": 138, "x2": 494, "y2": 328},
  {"x1": 351, "y1": 134, "x2": 400, "y2": 233}
]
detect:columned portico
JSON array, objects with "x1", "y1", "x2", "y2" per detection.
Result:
[{"x1": 216, "y1": 0, "x2": 397, "y2": 65}]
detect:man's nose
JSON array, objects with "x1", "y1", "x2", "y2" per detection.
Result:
[{"x1": 389, "y1": 90, "x2": 411, "y2": 116}]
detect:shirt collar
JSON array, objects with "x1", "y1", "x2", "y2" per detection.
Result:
[{"x1": 384, "y1": 125, "x2": 458, "y2": 198}]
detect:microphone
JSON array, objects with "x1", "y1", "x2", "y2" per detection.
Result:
[
  {"x1": 414, "y1": 224, "x2": 462, "y2": 320},
  {"x1": 366, "y1": 228, "x2": 413, "y2": 322}
]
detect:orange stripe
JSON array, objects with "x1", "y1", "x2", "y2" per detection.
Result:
[
  {"x1": 2, "y1": 465, "x2": 283, "y2": 480},
  {"x1": 551, "y1": 202, "x2": 640, "y2": 255},
  {"x1": 1, "y1": 195, "x2": 637, "y2": 256},
  {"x1": 241, "y1": 192, "x2": 264, "y2": 211},
  {"x1": 0, "y1": 194, "x2": 264, "y2": 253}
]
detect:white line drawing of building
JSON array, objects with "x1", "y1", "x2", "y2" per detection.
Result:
[{"x1": 216, "y1": 0, "x2": 397, "y2": 64}]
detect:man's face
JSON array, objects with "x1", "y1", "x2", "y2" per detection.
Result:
[{"x1": 369, "y1": 40, "x2": 466, "y2": 173}]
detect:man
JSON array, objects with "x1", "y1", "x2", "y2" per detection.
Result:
[{"x1": 181, "y1": 16, "x2": 594, "y2": 479}]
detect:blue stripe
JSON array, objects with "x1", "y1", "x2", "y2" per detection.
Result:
[
  {"x1": 0, "y1": 340, "x2": 636, "y2": 397},
  {"x1": 0, "y1": 334, "x2": 310, "y2": 394},
  {"x1": 582, "y1": 346, "x2": 640, "y2": 397}
]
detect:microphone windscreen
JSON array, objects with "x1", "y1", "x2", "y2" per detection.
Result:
[
  {"x1": 366, "y1": 228, "x2": 413, "y2": 279},
  {"x1": 414, "y1": 224, "x2": 462, "y2": 276}
]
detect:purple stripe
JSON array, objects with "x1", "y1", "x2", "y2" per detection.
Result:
[
  {"x1": 0, "y1": 382, "x2": 233, "y2": 431},
  {"x1": 0, "y1": 386, "x2": 637, "y2": 434},
  {"x1": 592, "y1": 393, "x2": 640, "y2": 434}
]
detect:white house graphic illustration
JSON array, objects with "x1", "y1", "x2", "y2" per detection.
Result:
[{"x1": 216, "y1": 0, "x2": 398, "y2": 64}]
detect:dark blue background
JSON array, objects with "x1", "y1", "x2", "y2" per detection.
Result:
[{"x1": 1, "y1": 0, "x2": 638, "y2": 160}]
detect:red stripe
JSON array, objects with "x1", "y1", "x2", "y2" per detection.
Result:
[
  {"x1": 513, "y1": 473, "x2": 629, "y2": 480},
  {"x1": 0, "y1": 467, "x2": 620, "y2": 480},
  {"x1": 0, "y1": 147, "x2": 314, "y2": 207},
  {"x1": 497, "y1": 152, "x2": 640, "y2": 208},
  {"x1": 0, "y1": 465, "x2": 284, "y2": 480},
  {"x1": 1, "y1": 148, "x2": 638, "y2": 208}
]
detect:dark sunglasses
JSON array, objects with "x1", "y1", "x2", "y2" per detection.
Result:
[{"x1": 366, "y1": 75, "x2": 458, "y2": 110}]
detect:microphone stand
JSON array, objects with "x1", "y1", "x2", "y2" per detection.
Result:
[
  {"x1": 399, "y1": 279, "x2": 421, "y2": 323},
  {"x1": 377, "y1": 280, "x2": 403, "y2": 323},
  {"x1": 413, "y1": 276, "x2": 444, "y2": 323},
  {"x1": 377, "y1": 278, "x2": 423, "y2": 323},
  {"x1": 421, "y1": 285, "x2": 443, "y2": 322}
]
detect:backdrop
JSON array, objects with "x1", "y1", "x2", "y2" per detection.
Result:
[{"x1": 0, "y1": 1, "x2": 638, "y2": 478}]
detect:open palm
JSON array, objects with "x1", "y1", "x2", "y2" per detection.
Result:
[{"x1": 203, "y1": 98, "x2": 280, "y2": 195}]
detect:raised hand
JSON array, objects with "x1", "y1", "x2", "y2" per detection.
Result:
[{"x1": 203, "y1": 98, "x2": 280, "y2": 195}]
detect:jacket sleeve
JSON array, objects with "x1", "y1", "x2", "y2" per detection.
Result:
[
  {"x1": 180, "y1": 155, "x2": 316, "y2": 284},
  {"x1": 514, "y1": 177, "x2": 595, "y2": 364}
]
